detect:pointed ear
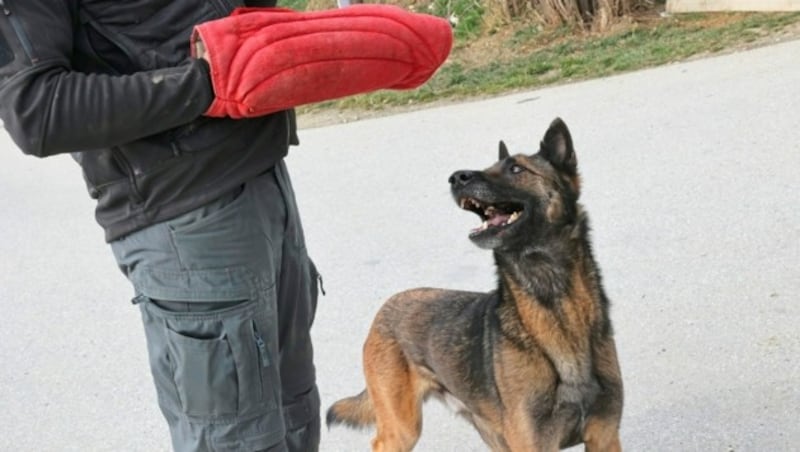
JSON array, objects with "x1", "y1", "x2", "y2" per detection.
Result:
[
  {"x1": 538, "y1": 118, "x2": 577, "y2": 174},
  {"x1": 498, "y1": 140, "x2": 509, "y2": 161}
]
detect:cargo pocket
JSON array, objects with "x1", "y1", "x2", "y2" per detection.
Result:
[
  {"x1": 165, "y1": 327, "x2": 238, "y2": 417},
  {"x1": 138, "y1": 286, "x2": 280, "y2": 423}
]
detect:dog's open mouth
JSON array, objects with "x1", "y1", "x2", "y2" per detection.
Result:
[{"x1": 459, "y1": 198, "x2": 524, "y2": 236}]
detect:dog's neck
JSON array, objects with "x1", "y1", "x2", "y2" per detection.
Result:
[
  {"x1": 494, "y1": 208, "x2": 611, "y2": 391},
  {"x1": 495, "y1": 210, "x2": 595, "y2": 308}
]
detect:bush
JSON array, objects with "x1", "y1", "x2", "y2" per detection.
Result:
[
  {"x1": 506, "y1": 0, "x2": 635, "y2": 30},
  {"x1": 290, "y1": 0, "x2": 642, "y2": 35}
]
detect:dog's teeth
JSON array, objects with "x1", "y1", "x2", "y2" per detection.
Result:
[
  {"x1": 460, "y1": 199, "x2": 467, "y2": 209},
  {"x1": 508, "y1": 211, "x2": 520, "y2": 224}
]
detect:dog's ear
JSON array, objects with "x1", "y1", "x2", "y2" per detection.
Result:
[
  {"x1": 498, "y1": 140, "x2": 509, "y2": 161},
  {"x1": 538, "y1": 118, "x2": 576, "y2": 174}
]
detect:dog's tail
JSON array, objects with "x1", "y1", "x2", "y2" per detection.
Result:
[{"x1": 326, "y1": 389, "x2": 376, "y2": 429}]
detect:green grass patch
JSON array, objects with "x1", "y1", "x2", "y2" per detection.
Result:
[
  {"x1": 299, "y1": 11, "x2": 800, "y2": 114},
  {"x1": 281, "y1": 0, "x2": 309, "y2": 10},
  {"x1": 432, "y1": 0, "x2": 485, "y2": 39}
]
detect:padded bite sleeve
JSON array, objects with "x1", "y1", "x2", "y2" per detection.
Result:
[{"x1": 192, "y1": 5, "x2": 453, "y2": 118}]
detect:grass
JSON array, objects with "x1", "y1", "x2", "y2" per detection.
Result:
[
  {"x1": 294, "y1": 9, "x2": 800, "y2": 115},
  {"x1": 281, "y1": 0, "x2": 309, "y2": 10}
]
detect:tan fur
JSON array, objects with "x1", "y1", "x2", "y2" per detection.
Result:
[
  {"x1": 327, "y1": 119, "x2": 623, "y2": 451},
  {"x1": 330, "y1": 264, "x2": 622, "y2": 451}
]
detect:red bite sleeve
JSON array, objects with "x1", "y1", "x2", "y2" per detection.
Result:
[{"x1": 192, "y1": 5, "x2": 453, "y2": 118}]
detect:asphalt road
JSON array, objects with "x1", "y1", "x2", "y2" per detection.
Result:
[{"x1": 1, "y1": 38, "x2": 798, "y2": 452}]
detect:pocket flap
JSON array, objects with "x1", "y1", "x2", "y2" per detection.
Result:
[{"x1": 132, "y1": 267, "x2": 255, "y2": 302}]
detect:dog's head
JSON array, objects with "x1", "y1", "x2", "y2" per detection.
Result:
[{"x1": 449, "y1": 118, "x2": 581, "y2": 251}]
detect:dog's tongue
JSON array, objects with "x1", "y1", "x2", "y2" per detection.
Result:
[
  {"x1": 472, "y1": 211, "x2": 511, "y2": 233},
  {"x1": 485, "y1": 206, "x2": 510, "y2": 227},
  {"x1": 487, "y1": 213, "x2": 510, "y2": 227}
]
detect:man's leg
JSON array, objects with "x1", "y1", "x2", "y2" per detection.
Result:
[
  {"x1": 112, "y1": 170, "x2": 298, "y2": 452},
  {"x1": 270, "y1": 161, "x2": 321, "y2": 452}
]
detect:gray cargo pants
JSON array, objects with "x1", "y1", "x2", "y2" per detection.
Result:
[{"x1": 111, "y1": 161, "x2": 321, "y2": 452}]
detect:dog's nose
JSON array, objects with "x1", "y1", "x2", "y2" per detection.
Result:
[{"x1": 449, "y1": 170, "x2": 475, "y2": 186}]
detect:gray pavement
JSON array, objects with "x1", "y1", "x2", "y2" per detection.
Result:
[{"x1": 1, "y1": 38, "x2": 799, "y2": 452}]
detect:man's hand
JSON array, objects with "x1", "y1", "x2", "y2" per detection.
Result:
[{"x1": 194, "y1": 40, "x2": 209, "y2": 63}]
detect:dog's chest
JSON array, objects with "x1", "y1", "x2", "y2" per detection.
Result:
[{"x1": 556, "y1": 377, "x2": 600, "y2": 410}]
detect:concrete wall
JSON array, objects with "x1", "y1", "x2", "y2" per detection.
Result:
[{"x1": 667, "y1": 0, "x2": 800, "y2": 12}]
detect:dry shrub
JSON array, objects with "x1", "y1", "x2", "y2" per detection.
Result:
[
  {"x1": 509, "y1": 0, "x2": 633, "y2": 31},
  {"x1": 305, "y1": 0, "x2": 639, "y2": 33},
  {"x1": 305, "y1": 0, "x2": 336, "y2": 9}
]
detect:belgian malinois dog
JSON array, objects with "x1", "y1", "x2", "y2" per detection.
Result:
[{"x1": 327, "y1": 118, "x2": 623, "y2": 451}]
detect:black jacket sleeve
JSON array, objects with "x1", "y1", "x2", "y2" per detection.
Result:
[{"x1": 0, "y1": 0, "x2": 214, "y2": 157}]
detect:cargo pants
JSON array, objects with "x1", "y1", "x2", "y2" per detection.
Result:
[{"x1": 111, "y1": 161, "x2": 321, "y2": 452}]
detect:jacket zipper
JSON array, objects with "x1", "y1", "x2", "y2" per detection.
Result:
[
  {"x1": 112, "y1": 148, "x2": 144, "y2": 204},
  {"x1": 1, "y1": 0, "x2": 36, "y2": 62}
]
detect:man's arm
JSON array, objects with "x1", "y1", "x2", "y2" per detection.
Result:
[{"x1": 0, "y1": 0, "x2": 213, "y2": 157}]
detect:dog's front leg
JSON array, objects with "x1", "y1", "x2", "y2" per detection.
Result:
[
  {"x1": 582, "y1": 337, "x2": 623, "y2": 452},
  {"x1": 582, "y1": 417, "x2": 622, "y2": 452},
  {"x1": 501, "y1": 406, "x2": 560, "y2": 452}
]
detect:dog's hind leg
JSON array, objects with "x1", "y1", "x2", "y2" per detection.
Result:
[{"x1": 363, "y1": 326, "x2": 424, "y2": 452}]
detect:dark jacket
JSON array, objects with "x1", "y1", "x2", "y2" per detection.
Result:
[{"x1": 0, "y1": 0, "x2": 298, "y2": 241}]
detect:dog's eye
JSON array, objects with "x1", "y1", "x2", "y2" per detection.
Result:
[{"x1": 509, "y1": 164, "x2": 524, "y2": 174}]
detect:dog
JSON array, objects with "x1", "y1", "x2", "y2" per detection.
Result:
[{"x1": 326, "y1": 118, "x2": 623, "y2": 451}]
